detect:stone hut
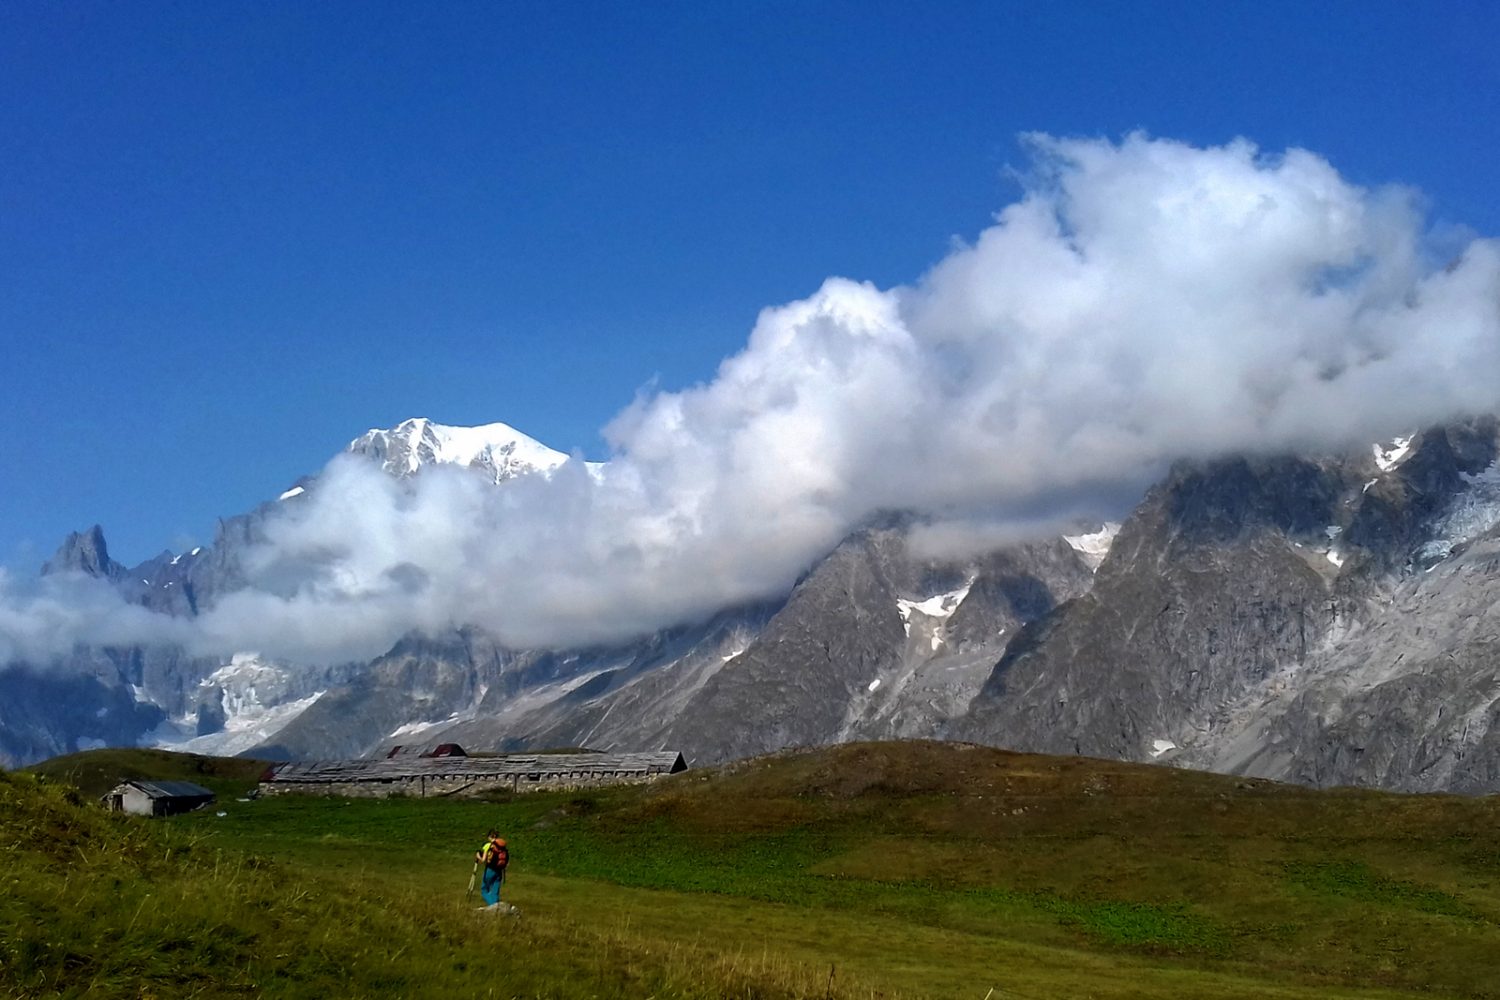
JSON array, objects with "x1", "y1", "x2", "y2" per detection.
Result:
[{"x1": 102, "y1": 779, "x2": 216, "y2": 817}]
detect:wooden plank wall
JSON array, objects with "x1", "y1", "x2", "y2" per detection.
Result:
[{"x1": 264, "y1": 751, "x2": 685, "y2": 785}]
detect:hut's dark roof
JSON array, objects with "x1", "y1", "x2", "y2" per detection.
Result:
[
  {"x1": 383, "y1": 743, "x2": 467, "y2": 759},
  {"x1": 264, "y1": 751, "x2": 686, "y2": 784},
  {"x1": 122, "y1": 780, "x2": 216, "y2": 800}
]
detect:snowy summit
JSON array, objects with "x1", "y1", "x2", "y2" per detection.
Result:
[{"x1": 347, "y1": 417, "x2": 577, "y2": 484}]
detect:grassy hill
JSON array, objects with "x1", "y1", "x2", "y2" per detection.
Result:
[
  {"x1": 6, "y1": 740, "x2": 1500, "y2": 998},
  {"x1": 21, "y1": 746, "x2": 270, "y2": 799}
]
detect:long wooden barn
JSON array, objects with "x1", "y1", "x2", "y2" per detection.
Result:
[{"x1": 258, "y1": 748, "x2": 687, "y2": 799}]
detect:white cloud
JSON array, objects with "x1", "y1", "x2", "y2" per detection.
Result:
[
  {"x1": 0, "y1": 568, "x2": 193, "y2": 667},
  {"x1": 6, "y1": 133, "x2": 1500, "y2": 663}
]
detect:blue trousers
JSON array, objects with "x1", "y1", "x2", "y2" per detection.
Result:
[{"x1": 480, "y1": 867, "x2": 505, "y2": 905}]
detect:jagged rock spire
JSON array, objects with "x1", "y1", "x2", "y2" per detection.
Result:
[{"x1": 41, "y1": 524, "x2": 124, "y2": 579}]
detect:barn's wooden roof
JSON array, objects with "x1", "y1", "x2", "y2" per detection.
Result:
[{"x1": 262, "y1": 751, "x2": 686, "y2": 785}]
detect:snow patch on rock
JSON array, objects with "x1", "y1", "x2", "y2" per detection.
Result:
[
  {"x1": 1064, "y1": 523, "x2": 1121, "y2": 570},
  {"x1": 1417, "y1": 462, "x2": 1500, "y2": 566},
  {"x1": 152, "y1": 653, "x2": 326, "y2": 757},
  {"x1": 1374, "y1": 435, "x2": 1414, "y2": 472},
  {"x1": 896, "y1": 582, "x2": 973, "y2": 636},
  {"x1": 159, "y1": 691, "x2": 326, "y2": 757}
]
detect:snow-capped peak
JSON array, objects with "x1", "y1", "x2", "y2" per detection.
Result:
[{"x1": 347, "y1": 417, "x2": 578, "y2": 484}]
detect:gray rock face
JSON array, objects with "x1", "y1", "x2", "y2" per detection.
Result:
[
  {"x1": 229, "y1": 521, "x2": 1098, "y2": 767},
  {"x1": 1345, "y1": 422, "x2": 1497, "y2": 570},
  {"x1": 661, "y1": 529, "x2": 914, "y2": 764},
  {"x1": 38, "y1": 511, "x2": 265, "y2": 620},
  {"x1": 5, "y1": 503, "x2": 289, "y2": 763},
  {"x1": 444, "y1": 603, "x2": 781, "y2": 753},
  {"x1": 959, "y1": 421, "x2": 1500, "y2": 792},
  {"x1": 248, "y1": 630, "x2": 505, "y2": 760},
  {"x1": 12, "y1": 416, "x2": 1500, "y2": 794},
  {"x1": 1207, "y1": 524, "x2": 1500, "y2": 793},
  {"x1": 249, "y1": 604, "x2": 781, "y2": 761},
  {"x1": 41, "y1": 525, "x2": 123, "y2": 580},
  {"x1": 661, "y1": 526, "x2": 1095, "y2": 764},
  {"x1": 957, "y1": 455, "x2": 1348, "y2": 761},
  {"x1": 0, "y1": 653, "x2": 166, "y2": 766}
]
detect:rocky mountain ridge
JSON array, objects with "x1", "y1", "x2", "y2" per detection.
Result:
[{"x1": 6, "y1": 417, "x2": 1500, "y2": 793}]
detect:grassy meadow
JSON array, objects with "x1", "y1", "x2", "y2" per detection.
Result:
[
  {"x1": 5, "y1": 741, "x2": 1500, "y2": 998},
  {"x1": 23, "y1": 746, "x2": 271, "y2": 800}
]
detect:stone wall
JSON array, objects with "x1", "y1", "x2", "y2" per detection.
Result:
[{"x1": 258, "y1": 769, "x2": 674, "y2": 799}]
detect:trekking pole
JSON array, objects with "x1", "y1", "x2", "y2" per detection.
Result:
[{"x1": 466, "y1": 859, "x2": 478, "y2": 900}]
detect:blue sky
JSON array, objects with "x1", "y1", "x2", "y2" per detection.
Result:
[{"x1": 3, "y1": 0, "x2": 1497, "y2": 569}]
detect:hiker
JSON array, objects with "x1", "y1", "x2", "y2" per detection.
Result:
[{"x1": 475, "y1": 829, "x2": 509, "y2": 908}]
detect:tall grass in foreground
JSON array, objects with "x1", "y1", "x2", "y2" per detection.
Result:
[{"x1": 0, "y1": 769, "x2": 894, "y2": 999}]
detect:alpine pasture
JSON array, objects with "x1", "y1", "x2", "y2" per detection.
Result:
[{"x1": 6, "y1": 741, "x2": 1500, "y2": 998}]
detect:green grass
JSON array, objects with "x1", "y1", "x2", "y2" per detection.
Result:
[
  {"x1": 21, "y1": 746, "x2": 269, "y2": 799},
  {"x1": 1284, "y1": 859, "x2": 1478, "y2": 918},
  {"x1": 7, "y1": 740, "x2": 1500, "y2": 999},
  {"x1": 0, "y1": 770, "x2": 855, "y2": 999}
]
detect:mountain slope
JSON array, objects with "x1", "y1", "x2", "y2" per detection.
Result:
[
  {"x1": 663, "y1": 526, "x2": 1096, "y2": 763},
  {"x1": 959, "y1": 420, "x2": 1500, "y2": 792},
  {"x1": 10, "y1": 416, "x2": 1500, "y2": 793}
]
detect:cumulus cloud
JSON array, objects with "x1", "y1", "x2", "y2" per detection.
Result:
[{"x1": 8, "y1": 133, "x2": 1500, "y2": 663}]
